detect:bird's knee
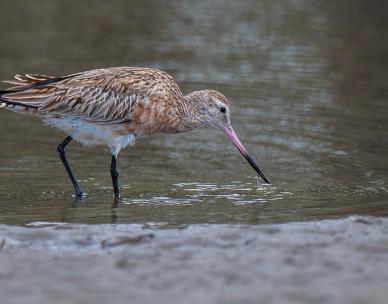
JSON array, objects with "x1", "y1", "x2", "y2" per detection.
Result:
[{"x1": 57, "y1": 145, "x2": 65, "y2": 154}]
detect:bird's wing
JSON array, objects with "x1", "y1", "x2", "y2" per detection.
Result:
[
  {"x1": 1, "y1": 67, "x2": 182, "y2": 124},
  {"x1": 38, "y1": 85, "x2": 146, "y2": 124}
]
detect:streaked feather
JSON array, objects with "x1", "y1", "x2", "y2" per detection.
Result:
[{"x1": 1, "y1": 67, "x2": 183, "y2": 124}]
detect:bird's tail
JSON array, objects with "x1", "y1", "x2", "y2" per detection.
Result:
[
  {"x1": 0, "y1": 89, "x2": 40, "y2": 114},
  {"x1": 0, "y1": 74, "x2": 68, "y2": 114},
  {"x1": 0, "y1": 91, "x2": 38, "y2": 114}
]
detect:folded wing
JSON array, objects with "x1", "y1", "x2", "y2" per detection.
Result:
[{"x1": 1, "y1": 67, "x2": 180, "y2": 124}]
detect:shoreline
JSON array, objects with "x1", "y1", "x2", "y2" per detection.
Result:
[{"x1": 1, "y1": 216, "x2": 388, "y2": 304}]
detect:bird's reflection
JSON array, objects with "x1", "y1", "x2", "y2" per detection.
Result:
[{"x1": 111, "y1": 197, "x2": 120, "y2": 223}]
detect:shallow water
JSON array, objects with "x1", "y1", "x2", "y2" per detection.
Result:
[{"x1": 0, "y1": 0, "x2": 387, "y2": 226}]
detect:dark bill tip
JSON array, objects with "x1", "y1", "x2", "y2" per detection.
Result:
[
  {"x1": 223, "y1": 126, "x2": 270, "y2": 184},
  {"x1": 243, "y1": 153, "x2": 270, "y2": 184}
]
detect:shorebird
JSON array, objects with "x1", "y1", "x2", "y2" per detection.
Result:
[{"x1": 0, "y1": 67, "x2": 269, "y2": 198}]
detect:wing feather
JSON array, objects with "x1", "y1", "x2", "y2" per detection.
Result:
[
  {"x1": 2, "y1": 67, "x2": 183, "y2": 124},
  {"x1": 38, "y1": 86, "x2": 146, "y2": 123}
]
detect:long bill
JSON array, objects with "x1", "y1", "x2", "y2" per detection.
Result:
[{"x1": 223, "y1": 126, "x2": 270, "y2": 184}]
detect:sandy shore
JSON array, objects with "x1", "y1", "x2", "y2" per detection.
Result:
[{"x1": 1, "y1": 216, "x2": 388, "y2": 304}]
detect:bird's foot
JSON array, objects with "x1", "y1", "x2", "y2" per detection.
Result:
[{"x1": 73, "y1": 191, "x2": 87, "y2": 199}]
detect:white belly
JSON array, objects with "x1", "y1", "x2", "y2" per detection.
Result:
[{"x1": 43, "y1": 116, "x2": 135, "y2": 155}]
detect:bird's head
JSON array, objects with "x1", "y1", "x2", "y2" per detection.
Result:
[
  {"x1": 187, "y1": 90, "x2": 270, "y2": 184},
  {"x1": 190, "y1": 90, "x2": 231, "y2": 129}
]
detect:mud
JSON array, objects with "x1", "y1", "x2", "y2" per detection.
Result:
[{"x1": 1, "y1": 216, "x2": 388, "y2": 304}]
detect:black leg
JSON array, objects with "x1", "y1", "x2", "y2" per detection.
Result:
[
  {"x1": 110, "y1": 155, "x2": 120, "y2": 198},
  {"x1": 57, "y1": 136, "x2": 85, "y2": 197}
]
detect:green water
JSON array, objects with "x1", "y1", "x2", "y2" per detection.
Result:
[{"x1": 0, "y1": 0, "x2": 387, "y2": 225}]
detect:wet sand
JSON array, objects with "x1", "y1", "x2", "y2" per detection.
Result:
[{"x1": 1, "y1": 216, "x2": 388, "y2": 304}]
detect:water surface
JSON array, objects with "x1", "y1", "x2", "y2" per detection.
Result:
[{"x1": 0, "y1": 0, "x2": 387, "y2": 226}]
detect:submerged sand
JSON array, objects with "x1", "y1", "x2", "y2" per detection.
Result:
[{"x1": 1, "y1": 216, "x2": 388, "y2": 304}]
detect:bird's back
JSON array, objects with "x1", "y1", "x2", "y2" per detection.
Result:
[{"x1": 1, "y1": 67, "x2": 184, "y2": 125}]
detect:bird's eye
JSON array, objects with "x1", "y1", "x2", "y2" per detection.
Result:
[{"x1": 220, "y1": 107, "x2": 226, "y2": 113}]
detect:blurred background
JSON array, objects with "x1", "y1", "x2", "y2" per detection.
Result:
[{"x1": 0, "y1": 0, "x2": 387, "y2": 225}]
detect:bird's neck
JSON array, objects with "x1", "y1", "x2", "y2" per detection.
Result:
[{"x1": 169, "y1": 92, "x2": 208, "y2": 133}]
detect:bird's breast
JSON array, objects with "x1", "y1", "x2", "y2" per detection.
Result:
[{"x1": 128, "y1": 100, "x2": 182, "y2": 137}]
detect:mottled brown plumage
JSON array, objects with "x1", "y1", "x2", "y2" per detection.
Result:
[{"x1": 0, "y1": 67, "x2": 269, "y2": 198}]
